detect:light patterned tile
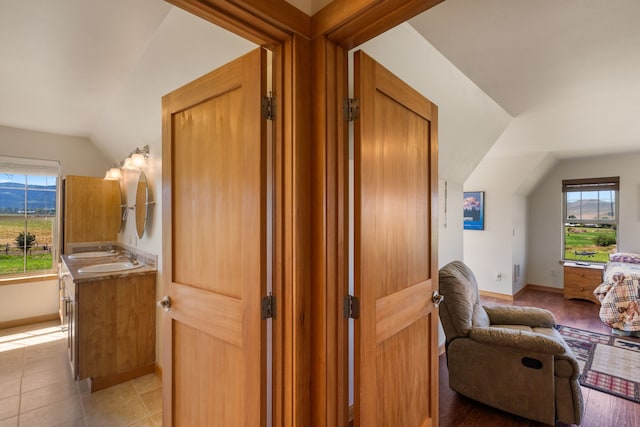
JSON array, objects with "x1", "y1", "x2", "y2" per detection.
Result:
[
  {"x1": 0, "y1": 395, "x2": 19, "y2": 421},
  {"x1": 0, "y1": 347, "x2": 24, "y2": 380},
  {"x1": 20, "y1": 378, "x2": 79, "y2": 413},
  {"x1": 24, "y1": 339, "x2": 67, "y2": 362},
  {"x1": 129, "y1": 417, "x2": 154, "y2": 427},
  {"x1": 0, "y1": 416, "x2": 17, "y2": 427},
  {"x1": 21, "y1": 365, "x2": 75, "y2": 393},
  {"x1": 83, "y1": 382, "x2": 148, "y2": 427},
  {"x1": 18, "y1": 395, "x2": 83, "y2": 427},
  {"x1": 22, "y1": 352, "x2": 69, "y2": 377},
  {"x1": 131, "y1": 374, "x2": 161, "y2": 395},
  {"x1": 140, "y1": 388, "x2": 162, "y2": 415},
  {"x1": 0, "y1": 378, "x2": 20, "y2": 401},
  {"x1": 150, "y1": 413, "x2": 162, "y2": 427}
]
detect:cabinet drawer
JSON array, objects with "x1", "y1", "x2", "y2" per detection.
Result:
[{"x1": 563, "y1": 265, "x2": 602, "y2": 304}]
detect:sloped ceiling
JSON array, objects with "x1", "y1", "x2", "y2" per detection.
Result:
[
  {"x1": 2, "y1": 0, "x2": 639, "y2": 176},
  {"x1": 0, "y1": 0, "x2": 172, "y2": 137},
  {"x1": 410, "y1": 0, "x2": 640, "y2": 160}
]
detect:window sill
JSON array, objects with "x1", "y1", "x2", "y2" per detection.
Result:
[{"x1": 0, "y1": 273, "x2": 58, "y2": 286}]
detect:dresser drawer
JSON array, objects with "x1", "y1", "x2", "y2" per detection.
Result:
[{"x1": 563, "y1": 265, "x2": 602, "y2": 304}]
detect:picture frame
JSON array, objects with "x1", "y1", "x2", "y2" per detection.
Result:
[{"x1": 463, "y1": 191, "x2": 485, "y2": 230}]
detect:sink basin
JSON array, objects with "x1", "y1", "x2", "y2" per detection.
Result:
[
  {"x1": 68, "y1": 251, "x2": 115, "y2": 259},
  {"x1": 78, "y1": 262, "x2": 143, "y2": 274}
]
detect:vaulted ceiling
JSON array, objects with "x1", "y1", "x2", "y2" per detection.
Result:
[
  {"x1": 410, "y1": 0, "x2": 640, "y2": 160},
  {"x1": 1, "y1": 0, "x2": 639, "y2": 172}
]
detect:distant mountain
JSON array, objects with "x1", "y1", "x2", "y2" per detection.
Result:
[
  {"x1": 567, "y1": 199, "x2": 614, "y2": 220},
  {"x1": 0, "y1": 182, "x2": 56, "y2": 213}
]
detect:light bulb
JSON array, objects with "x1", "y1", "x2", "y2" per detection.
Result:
[{"x1": 131, "y1": 153, "x2": 146, "y2": 168}]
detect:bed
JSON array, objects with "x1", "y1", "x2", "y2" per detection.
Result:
[{"x1": 593, "y1": 253, "x2": 640, "y2": 336}]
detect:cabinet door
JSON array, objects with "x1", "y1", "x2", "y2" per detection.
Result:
[{"x1": 62, "y1": 176, "x2": 120, "y2": 253}]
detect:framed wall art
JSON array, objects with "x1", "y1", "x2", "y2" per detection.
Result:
[{"x1": 463, "y1": 191, "x2": 484, "y2": 230}]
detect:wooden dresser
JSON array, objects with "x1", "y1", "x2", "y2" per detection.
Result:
[{"x1": 563, "y1": 262, "x2": 604, "y2": 304}]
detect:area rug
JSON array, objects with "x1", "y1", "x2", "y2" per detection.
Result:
[{"x1": 557, "y1": 325, "x2": 640, "y2": 403}]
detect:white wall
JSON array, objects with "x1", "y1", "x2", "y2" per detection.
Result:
[
  {"x1": 512, "y1": 195, "x2": 527, "y2": 293},
  {"x1": 464, "y1": 150, "x2": 558, "y2": 295},
  {"x1": 463, "y1": 186, "x2": 514, "y2": 294},
  {"x1": 528, "y1": 151, "x2": 640, "y2": 288},
  {"x1": 358, "y1": 23, "x2": 512, "y2": 187},
  {"x1": 0, "y1": 280, "x2": 59, "y2": 324},
  {"x1": 439, "y1": 179, "x2": 464, "y2": 265},
  {"x1": 0, "y1": 125, "x2": 111, "y2": 176},
  {"x1": 356, "y1": 23, "x2": 511, "y2": 268},
  {"x1": 90, "y1": 9, "x2": 257, "y2": 366},
  {"x1": 0, "y1": 125, "x2": 112, "y2": 323}
]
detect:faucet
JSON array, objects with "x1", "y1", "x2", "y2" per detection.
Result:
[{"x1": 117, "y1": 251, "x2": 139, "y2": 265}]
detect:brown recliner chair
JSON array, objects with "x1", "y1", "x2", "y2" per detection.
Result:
[{"x1": 438, "y1": 261, "x2": 584, "y2": 425}]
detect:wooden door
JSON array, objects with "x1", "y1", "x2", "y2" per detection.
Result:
[
  {"x1": 161, "y1": 48, "x2": 268, "y2": 426},
  {"x1": 353, "y1": 51, "x2": 439, "y2": 427}
]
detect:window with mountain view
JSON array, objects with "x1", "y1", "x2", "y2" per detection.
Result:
[
  {"x1": 562, "y1": 177, "x2": 619, "y2": 263},
  {"x1": 0, "y1": 157, "x2": 59, "y2": 277}
]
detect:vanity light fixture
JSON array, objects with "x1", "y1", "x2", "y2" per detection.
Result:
[
  {"x1": 122, "y1": 145, "x2": 150, "y2": 170},
  {"x1": 104, "y1": 167, "x2": 122, "y2": 180},
  {"x1": 122, "y1": 157, "x2": 137, "y2": 171},
  {"x1": 130, "y1": 152, "x2": 146, "y2": 169},
  {"x1": 103, "y1": 145, "x2": 150, "y2": 179}
]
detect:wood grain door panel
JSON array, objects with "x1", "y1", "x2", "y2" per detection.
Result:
[
  {"x1": 354, "y1": 50, "x2": 438, "y2": 427},
  {"x1": 162, "y1": 48, "x2": 267, "y2": 427}
]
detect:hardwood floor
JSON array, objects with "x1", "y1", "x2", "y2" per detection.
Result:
[{"x1": 439, "y1": 288, "x2": 640, "y2": 427}]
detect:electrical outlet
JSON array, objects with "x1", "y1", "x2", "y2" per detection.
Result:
[{"x1": 496, "y1": 272, "x2": 502, "y2": 281}]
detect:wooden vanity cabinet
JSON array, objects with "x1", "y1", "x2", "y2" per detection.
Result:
[{"x1": 68, "y1": 271, "x2": 156, "y2": 391}]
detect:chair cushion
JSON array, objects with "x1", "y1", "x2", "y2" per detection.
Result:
[
  {"x1": 473, "y1": 304, "x2": 490, "y2": 328},
  {"x1": 439, "y1": 261, "x2": 484, "y2": 338}
]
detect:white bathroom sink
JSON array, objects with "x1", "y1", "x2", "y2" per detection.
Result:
[
  {"x1": 78, "y1": 261, "x2": 143, "y2": 274},
  {"x1": 68, "y1": 251, "x2": 115, "y2": 259}
]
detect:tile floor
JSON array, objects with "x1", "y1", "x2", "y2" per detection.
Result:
[{"x1": 0, "y1": 320, "x2": 162, "y2": 427}]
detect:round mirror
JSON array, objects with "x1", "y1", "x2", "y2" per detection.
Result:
[
  {"x1": 135, "y1": 172, "x2": 148, "y2": 238},
  {"x1": 118, "y1": 181, "x2": 126, "y2": 232}
]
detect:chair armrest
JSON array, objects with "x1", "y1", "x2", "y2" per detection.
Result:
[
  {"x1": 483, "y1": 306, "x2": 557, "y2": 328},
  {"x1": 469, "y1": 327, "x2": 566, "y2": 355}
]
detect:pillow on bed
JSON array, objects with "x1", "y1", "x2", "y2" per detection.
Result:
[{"x1": 609, "y1": 252, "x2": 640, "y2": 264}]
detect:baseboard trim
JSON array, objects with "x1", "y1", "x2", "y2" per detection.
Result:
[
  {"x1": 480, "y1": 284, "x2": 564, "y2": 302},
  {"x1": 0, "y1": 313, "x2": 59, "y2": 330},
  {"x1": 90, "y1": 363, "x2": 155, "y2": 392},
  {"x1": 479, "y1": 290, "x2": 514, "y2": 301}
]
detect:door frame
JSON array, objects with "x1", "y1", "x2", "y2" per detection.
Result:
[{"x1": 161, "y1": 1, "x2": 446, "y2": 425}]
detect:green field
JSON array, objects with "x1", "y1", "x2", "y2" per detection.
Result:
[
  {"x1": 0, "y1": 215, "x2": 54, "y2": 274},
  {"x1": 564, "y1": 226, "x2": 616, "y2": 263}
]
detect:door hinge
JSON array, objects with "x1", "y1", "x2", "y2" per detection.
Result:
[
  {"x1": 343, "y1": 294, "x2": 360, "y2": 319},
  {"x1": 343, "y1": 98, "x2": 360, "y2": 122},
  {"x1": 261, "y1": 293, "x2": 276, "y2": 319},
  {"x1": 262, "y1": 96, "x2": 276, "y2": 120}
]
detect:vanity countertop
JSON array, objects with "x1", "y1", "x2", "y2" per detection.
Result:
[{"x1": 61, "y1": 253, "x2": 157, "y2": 283}]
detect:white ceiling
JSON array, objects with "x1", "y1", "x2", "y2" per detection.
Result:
[
  {"x1": 0, "y1": 0, "x2": 172, "y2": 137},
  {"x1": 410, "y1": 0, "x2": 640, "y2": 159},
  {"x1": 1, "y1": 0, "x2": 639, "y2": 166}
]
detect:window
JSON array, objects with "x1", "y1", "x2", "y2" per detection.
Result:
[
  {"x1": 562, "y1": 177, "x2": 619, "y2": 263},
  {"x1": 0, "y1": 156, "x2": 59, "y2": 277}
]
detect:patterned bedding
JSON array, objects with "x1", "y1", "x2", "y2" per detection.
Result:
[{"x1": 593, "y1": 261, "x2": 640, "y2": 332}]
